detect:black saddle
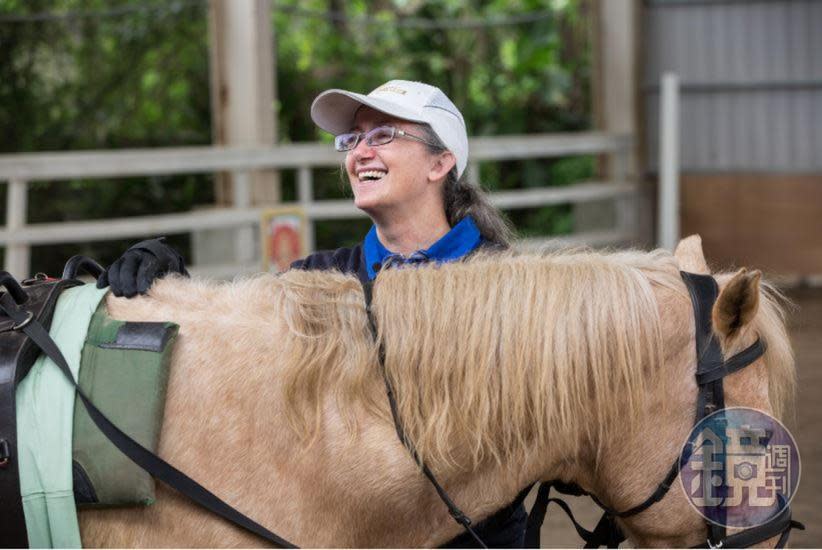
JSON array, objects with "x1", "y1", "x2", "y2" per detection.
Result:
[{"x1": 0, "y1": 257, "x2": 102, "y2": 547}]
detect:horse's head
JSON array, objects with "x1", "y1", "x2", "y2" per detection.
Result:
[
  {"x1": 675, "y1": 235, "x2": 794, "y2": 426},
  {"x1": 582, "y1": 235, "x2": 797, "y2": 548}
]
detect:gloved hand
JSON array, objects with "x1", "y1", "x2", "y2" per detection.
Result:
[{"x1": 96, "y1": 237, "x2": 189, "y2": 298}]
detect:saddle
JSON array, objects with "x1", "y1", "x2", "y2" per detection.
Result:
[
  {"x1": 0, "y1": 272, "x2": 83, "y2": 547},
  {"x1": 0, "y1": 256, "x2": 179, "y2": 548}
]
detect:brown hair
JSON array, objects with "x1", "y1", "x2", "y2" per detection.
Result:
[{"x1": 419, "y1": 125, "x2": 515, "y2": 246}]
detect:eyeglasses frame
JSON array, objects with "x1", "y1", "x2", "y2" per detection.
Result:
[{"x1": 334, "y1": 125, "x2": 440, "y2": 152}]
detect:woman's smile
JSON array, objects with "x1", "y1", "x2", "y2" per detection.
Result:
[{"x1": 355, "y1": 168, "x2": 388, "y2": 183}]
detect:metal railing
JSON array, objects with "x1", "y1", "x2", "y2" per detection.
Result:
[{"x1": 0, "y1": 132, "x2": 637, "y2": 279}]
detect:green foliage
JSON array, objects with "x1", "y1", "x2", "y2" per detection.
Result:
[
  {"x1": 0, "y1": 0, "x2": 214, "y2": 273},
  {"x1": 0, "y1": 0, "x2": 593, "y2": 274}
]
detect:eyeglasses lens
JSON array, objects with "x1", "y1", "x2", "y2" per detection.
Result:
[
  {"x1": 335, "y1": 126, "x2": 397, "y2": 151},
  {"x1": 335, "y1": 133, "x2": 360, "y2": 152},
  {"x1": 366, "y1": 126, "x2": 396, "y2": 147}
]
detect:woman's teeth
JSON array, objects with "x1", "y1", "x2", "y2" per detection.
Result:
[{"x1": 359, "y1": 170, "x2": 387, "y2": 181}]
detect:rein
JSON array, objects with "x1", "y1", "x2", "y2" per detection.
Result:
[{"x1": 361, "y1": 280, "x2": 488, "y2": 548}]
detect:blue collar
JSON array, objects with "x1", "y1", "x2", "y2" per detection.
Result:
[{"x1": 363, "y1": 216, "x2": 483, "y2": 280}]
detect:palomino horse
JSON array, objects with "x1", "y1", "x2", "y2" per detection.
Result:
[{"x1": 77, "y1": 236, "x2": 795, "y2": 547}]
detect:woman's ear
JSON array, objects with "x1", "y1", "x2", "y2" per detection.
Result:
[{"x1": 428, "y1": 151, "x2": 457, "y2": 183}]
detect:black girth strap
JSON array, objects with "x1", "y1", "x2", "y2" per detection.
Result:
[
  {"x1": 0, "y1": 282, "x2": 297, "y2": 549},
  {"x1": 361, "y1": 280, "x2": 488, "y2": 549}
]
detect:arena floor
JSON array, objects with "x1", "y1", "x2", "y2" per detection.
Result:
[{"x1": 535, "y1": 287, "x2": 821, "y2": 548}]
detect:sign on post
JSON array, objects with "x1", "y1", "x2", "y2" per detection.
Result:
[{"x1": 261, "y1": 207, "x2": 307, "y2": 273}]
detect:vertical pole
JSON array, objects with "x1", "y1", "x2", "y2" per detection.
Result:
[
  {"x1": 5, "y1": 179, "x2": 30, "y2": 279},
  {"x1": 467, "y1": 161, "x2": 480, "y2": 187},
  {"x1": 232, "y1": 170, "x2": 255, "y2": 264},
  {"x1": 658, "y1": 73, "x2": 680, "y2": 250},
  {"x1": 588, "y1": 0, "x2": 639, "y2": 245},
  {"x1": 612, "y1": 147, "x2": 637, "y2": 242},
  {"x1": 297, "y1": 166, "x2": 315, "y2": 253},
  {"x1": 209, "y1": 0, "x2": 278, "y2": 204}
]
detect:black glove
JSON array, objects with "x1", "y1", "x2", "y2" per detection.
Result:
[{"x1": 96, "y1": 237, "x2": 189, "y2": 298}]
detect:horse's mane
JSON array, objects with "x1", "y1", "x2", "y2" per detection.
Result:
[
  {"x1": 132, "y1": 247, "x2": 794, "y2": 474},
  {"x1": 713, "y1": 273, "x2": 796, "y2": 422},
  {"x1": 758, "y1": 283, "x2": 796, "y2": 421},
  {"x1": 275, "y1": 248, "x2": 686, "y2": 471}
]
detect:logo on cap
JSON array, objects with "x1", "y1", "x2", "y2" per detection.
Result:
[{"x1": 373, "y1": 85, "x2": 407, "y2": 95}]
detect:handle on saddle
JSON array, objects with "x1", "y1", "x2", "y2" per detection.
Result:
[
  {"x1": 62, "y1": 255, "x2": 105, "y2": 281},
  {"x1": 0, "y1": 271, "x2": 28, "y2": 305}
]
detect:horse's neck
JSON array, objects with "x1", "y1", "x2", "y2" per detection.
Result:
[
  {"x1": 578, "y1": 288, "x2": 701, "y2": 545},
  {"x1": 97, "y1": 289, "x2": 550, "y2": 547}
]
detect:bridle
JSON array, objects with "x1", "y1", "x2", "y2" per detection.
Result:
[
  {"x1": 362, "y1": 271, "x2": 804, "y2": 548},
  {"x1": 544, "y1": 271, "x2": 803, "y2": 549}
]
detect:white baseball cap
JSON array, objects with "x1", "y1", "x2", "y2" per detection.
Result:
[{"x1": 311, "y1": 80, "x2": 469, "y2": 178}]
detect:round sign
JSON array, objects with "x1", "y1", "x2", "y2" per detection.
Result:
[{"x1": 678, "y1": 407, "x2": 800, "y2": 528}]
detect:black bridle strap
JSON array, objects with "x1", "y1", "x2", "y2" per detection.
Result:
[
  {"x1": 696, "y1": 338, "x2": 767, "y2": 385},
  {"x1": 570, "y1": 272, "x2": 782, "y2": 548},
  {"x1": 0, "y1": 292, "x2": 298, "y2": 548},
  {"x1": 689, "y1": 495, "x2": 805, "y2": 549},
  {"x1": 361, "y1": 281, "x2": 488, "y2": 549},
  {"x1": 525, "y1": 482, "x2": 625, "y2": 549},
  {"x1": 590, "y1": 459, "x2": 680, "y2": 518}
]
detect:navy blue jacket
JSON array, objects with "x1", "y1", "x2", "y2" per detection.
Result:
[{"x1": 291, "y1": 240, "x2": 528, "y2": 548}]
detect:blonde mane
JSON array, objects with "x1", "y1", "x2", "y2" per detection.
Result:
[
  {"x1": 715, "y1": 273, "x2": 796, "y2": 421},
  {"x1": 757, "y1": 283, "x2": 796, "y2": 421},
  {"x1": 277, "y1": 249, "x2": 693, "y2": 471},
  {"x1": 374, "y1": 250, "x2": 684, "y2": 470},
  {"x1": 273, "y1": 248, "x2": 796, "y2": 473}
]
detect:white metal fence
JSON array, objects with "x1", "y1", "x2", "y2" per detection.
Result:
[{"x1": 0, "y1": 132, "x2": 638, "y2": 279}]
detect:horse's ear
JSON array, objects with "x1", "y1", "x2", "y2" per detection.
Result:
[
  {"x1": 674, "y1": 235, "x2": 710, "y2": 274},
  {"x1": 713, "y1": 268, "x2": 762, "y2": 339}
]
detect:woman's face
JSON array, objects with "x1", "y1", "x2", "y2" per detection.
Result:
[{"x1": 344, "y1": 107, "x2": 451, "y2": 220}]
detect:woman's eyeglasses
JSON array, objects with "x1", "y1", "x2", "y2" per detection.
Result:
[{"x1": 334, "y1": 125, "x2": 438, "y2": 152}]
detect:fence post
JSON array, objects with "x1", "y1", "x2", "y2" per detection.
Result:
[
  {"x1": 5, "y1": 179, "x2": 30, "y2": 278},
  {"x1": 658, "y1": 73, "x2": 680, "y2": 250},
  {"x1": 297, "y1": 166, "x2": 315, "y2": 253},
  {"x1": 467, "y1": 161, "x2": 480, "y2": 187},
  {"x1": 612, "y1": 144, "x2": 637, "y2": 243},
  {"x1": 231, "y1": 170, "x2": 255, "y2": 264}
]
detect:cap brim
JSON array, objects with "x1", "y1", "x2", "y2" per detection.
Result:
[{"x1": 311, "y1": 89, "x2": 426, "y2": 135}]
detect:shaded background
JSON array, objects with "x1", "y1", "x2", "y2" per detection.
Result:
[
  {"x1": 0, "y1": 0, "x2": 595, "y2": 274},
  {"x1": 0, "y1": 0, "x2": 819, "y2": 546}
]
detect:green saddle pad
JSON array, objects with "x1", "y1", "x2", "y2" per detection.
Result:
[{"x1": 71, "y1": 300, "x2": 178, "y2": 508}]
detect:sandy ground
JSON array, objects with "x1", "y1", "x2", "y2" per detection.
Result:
[{"x1": 531, "y1": 287, "x2": 821, "y2": 548}]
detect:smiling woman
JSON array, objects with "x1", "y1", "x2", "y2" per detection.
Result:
[
  {"x1": 96, "y1": 79, "x2": 521, "y2": 546},
  {"x1": 284, "y1": 82, "x2": 526, "y2": 545},
  {"x1": 292, "y1": 80, "x2": 514, "y2": 283}
]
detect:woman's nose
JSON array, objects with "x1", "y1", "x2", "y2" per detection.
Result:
[{"x1": 350, "y1": 136, "x2": 376, "y2": 160}]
